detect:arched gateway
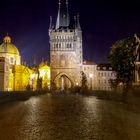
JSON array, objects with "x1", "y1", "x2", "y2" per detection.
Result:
[{"x1": 53, "y1": 73, "x2": 73, "y2": 90}]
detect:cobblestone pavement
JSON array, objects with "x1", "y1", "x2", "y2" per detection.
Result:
[{"x1": 0, "y1": 94, "x2": 140, "y2": 140}]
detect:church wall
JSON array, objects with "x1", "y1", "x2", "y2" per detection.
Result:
[
  {"x1": 0, "y1": 53, "x2": 21, "y2": 65},
  {"x1": 0, "y1": 57, "x2": 9, "y2": 91},
  {"x1": 13, "y1": 65, "x2": 32, "y2": 91}
]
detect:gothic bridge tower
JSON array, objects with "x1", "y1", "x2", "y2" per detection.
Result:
[{"x1": 49, "y1": 0, "x2": 83, "y2": 90}]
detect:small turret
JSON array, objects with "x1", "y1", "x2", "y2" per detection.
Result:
[
  {"x1": 49, "y1": 16, "x2": 52, "y2": 29},
  {"x1": 77, "y1": 14, "x2": 81, "y2": 30}
]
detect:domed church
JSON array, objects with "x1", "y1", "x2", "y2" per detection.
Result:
[
  {"x1": 0, "y1": 35, "x2": 21, "y2": 66},
  {"x1": 0, "y1": 35, "x2": 50, "y2": 91}
]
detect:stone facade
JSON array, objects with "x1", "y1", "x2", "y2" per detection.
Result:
[
  {"x1": 83, "y1": 61, "x2": 116, "y2": 90},
  {"x1": 0, "y1": 57, "x2": 9, "y2": 91},
  {"x1": 49, "y1": 0, "x2": 82, "y2": 89},
  {"x1": 49, "y1": 0, "x2": 117, "y2": 91},
  {"x1": 48, "y1": 1, "x2": 140, "y2": 91}
]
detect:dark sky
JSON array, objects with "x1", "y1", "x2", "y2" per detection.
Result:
[{"x1": 0, "y1": 0, "x2": 140, "y2": 64}]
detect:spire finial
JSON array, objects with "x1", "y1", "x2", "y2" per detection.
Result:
[
  {"x1": 33, "y1": 54, "x2": 36, "y2": 66},
  {"x1": 77, "y1": 13, "x2": 81, "y2": 30},
  {"x1": 41, "y1": 57, "x2": 44, "y2": 63},
  {"x1": 66, "y1": 0, "x2": 69, "y2": 27},
  {"x1": 56, "y1": 0, "x2": 70, "y2": 29},
  {"x1": 49, "y1": 16, "x2": 52, "y2": 29},
  {"x1": 59, "y1": 0, "x2": 61, "y2": 8},
  {"x1": 66, "y1": 0, "x2": 68, "y2": 6},
  {"x1": 74, "y1": 16, "x2": 77, "y2": 29}
]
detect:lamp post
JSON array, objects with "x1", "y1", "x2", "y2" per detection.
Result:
[{"x1": 89, "y1": 73, "x2": 93, "y2": 90}]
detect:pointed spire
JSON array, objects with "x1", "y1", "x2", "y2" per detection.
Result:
[
  {"x1": 74, "y1": 16, "x2": 77, "y2": 29},
  {"x1": 41, "y1": 57, "x2": 44, "y2": 63},
  {"x1": 23, "y1": 60, "x2": 27, "y2": 66},
  {"x1": 66, "y1": 0, "x2": 68, "y2": 6},
  {"x1": 59, "y1": 0, "x2": 61, "y2": 8},
  {"x1": 77, "y1": 14, "x2": 81, "y2": 30},
  {"x1": 66, "y1": 0, "x2": 69, "y2": 27},
  {"x1": 56, "y1": 0, "x2": 61, "y2": 29},
  {"x1": 49, "y1": 16, "x2": 52, "y2": 29},
  {"x1": 33, "y1": 54, "x2": 36, "y2": 66},
  {"x1": 56, "y1": 0, "x2": 70, "y2": 29}
]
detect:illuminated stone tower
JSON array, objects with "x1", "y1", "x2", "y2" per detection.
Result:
[{"x1": 49, "y1": 0, "x2": 83, "y2": 90}]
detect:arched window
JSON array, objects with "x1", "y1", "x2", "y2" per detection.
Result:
[
  {"x1": 66, "y1": 44, "x2": 69, "y2": 48},
  {"x1": 66, "y1": 43, "x2": 72, "y2": 49},
  {"x1": 56, "y1": 44, "x2": 58, "y2": 48}
]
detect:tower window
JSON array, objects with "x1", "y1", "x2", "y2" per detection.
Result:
[
  {"x1": 56, "y1": 44, "x2": 59, "y2": 48},
  {"x1": 66, "y1": 44, "x2": 69, "y2": 48},
  {"x1": 66, "y1": 44, "x2": 72, "y2": 49},
  {"x1": 59, "y1": 44, "x2": 61, "y2": 48}
]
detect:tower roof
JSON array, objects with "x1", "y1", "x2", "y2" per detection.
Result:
[{"x1": 56, "y1": 0, "x2": 70, "y2": 29}]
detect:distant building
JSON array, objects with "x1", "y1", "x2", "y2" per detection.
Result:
[
  {"x1": 96, "y1": 64, "x2": 116, "y2": 90},
  {"x1": 82, "y1": 60, "x2": 97, "y2": 89},
  {"x1": 82, "y1": 61, "x2": 116, "y2": 90}
]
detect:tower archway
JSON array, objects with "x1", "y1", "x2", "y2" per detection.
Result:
[{"x1": 53, "y1": 73, "x2": 73, "y2": 90}]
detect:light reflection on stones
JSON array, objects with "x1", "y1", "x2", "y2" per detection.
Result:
[{"x1": 0, "y1": 94, "x2": 140, "y2": 140}]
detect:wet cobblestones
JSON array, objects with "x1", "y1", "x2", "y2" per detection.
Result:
[{"x1": 0, "y1": 94, "x2": 140, "y2": 140}]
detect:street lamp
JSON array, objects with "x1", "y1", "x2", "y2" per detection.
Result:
[{"x1": 89, "y1": 73, "x2": 93, "y2": 90}]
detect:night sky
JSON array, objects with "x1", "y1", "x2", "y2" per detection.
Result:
[{"x1": 0, "y1": 0, "x2": 140, "y2": 64}]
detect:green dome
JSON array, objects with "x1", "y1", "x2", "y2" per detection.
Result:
[{"x1": 0, "y1": 35, "x2": 20, "y2": 55}]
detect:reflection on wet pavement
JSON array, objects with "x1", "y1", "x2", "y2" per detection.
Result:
[{"x1": 0, "y1": 94, "x2": 140, "y2": 140}]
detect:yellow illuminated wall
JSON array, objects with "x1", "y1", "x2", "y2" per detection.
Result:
[
  {"x1": 30, "y1": 67, "x2": 38, "y2": 91},
  {"x1": 8, "y1": 69, "x2": 14, "y2": 91},
  {"x1": 39, "y1": 62, "x2": 50, "y2": 90},
  {"x1": 12, "y1": 65, "x2": 32, "y2": 91},
  {"x1": 0, "y1": 35, "x2": 51, "y2": 92}
]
